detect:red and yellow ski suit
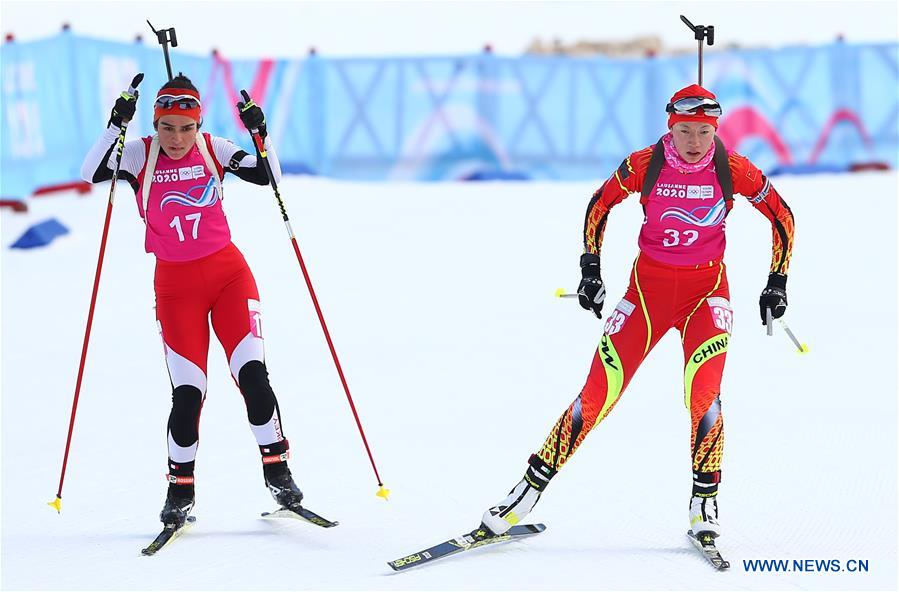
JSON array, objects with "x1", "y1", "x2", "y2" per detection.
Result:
[{"x1": 537, "y1": 143, "x2": 794, "y2": 486}]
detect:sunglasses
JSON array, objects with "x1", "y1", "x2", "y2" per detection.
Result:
[
  {"x1": 666, "y1": 96, "x2": 722, "y2": 117},
  {"x1": 155, "y1": 94, "x2": 202, "y2": 110}
]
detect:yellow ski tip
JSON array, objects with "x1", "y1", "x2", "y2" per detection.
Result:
[
  {"x1": 376, "y1": 485, "x2": 391, "y2": 500},
  {"x1": 48, "y1": 497, "x2": 62, "y2": 513},
  {"x1": 554, "y1": 288, "x2": 566, "y2": 298}
]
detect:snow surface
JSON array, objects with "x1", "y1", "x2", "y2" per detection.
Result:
[{"x1": 2, "y1": 172, "x2": 897, "y2": 591}]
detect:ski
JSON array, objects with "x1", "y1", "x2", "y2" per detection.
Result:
[
  {"x1": 260, "y1": 507, "x2": 338, "y2": 528},
  {"x1": 141, "y1": 516, "x2": 197, "y2": 556},
  {"x1": 388, "y1": 523, "x2": 546, "y2": 571},
  {"x1": 686, "y1": 530, "x2": 730, "y2": 570}
]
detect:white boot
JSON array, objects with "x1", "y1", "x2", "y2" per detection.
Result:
[
  {"x1": 689, "y1": 495, "x2": 720, "y2": 537},
  {"x1": 481, "y1": 478, "x2": 541, "y2": 535},
  {"x1": 481, "y1": 455, "x2": 555, "y2": 535}
]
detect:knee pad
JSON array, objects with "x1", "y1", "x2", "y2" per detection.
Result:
[
  {"x1": 168, "y1": 385, "x2": 204, "y2": 447},
  {"x1": 238, "y1": 360, "x2": 279, "y2": 426}
]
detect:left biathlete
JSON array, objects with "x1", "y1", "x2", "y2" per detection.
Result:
[{"x1": 81, "y1": 74, "x2": 309, "y2": 527}]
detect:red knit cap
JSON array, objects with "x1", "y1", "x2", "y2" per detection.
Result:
[
  {"x1": 667, "y1": 84, "x2": 719, "y2": 129},
  {"x1": 154, "y1": 87, "x2": 202, "y2": 124}
]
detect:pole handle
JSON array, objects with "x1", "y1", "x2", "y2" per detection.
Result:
[{"x1": 128, "y1": 73, "x2": 144, "y2": 95}]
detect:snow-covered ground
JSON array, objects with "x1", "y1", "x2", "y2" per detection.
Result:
[{"x1": 2, "y1": 172, "x2": 896, "y2": 590}]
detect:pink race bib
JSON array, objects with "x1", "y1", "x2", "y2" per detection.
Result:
[
  {"x1": 637, "y1": 164, "x2": 728, "y2": 266},
  {"x1": 136, "y1": 137, "x2": 231, "y2": 262}
]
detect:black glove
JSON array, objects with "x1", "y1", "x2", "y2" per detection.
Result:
[
  {"x1": 759, "y1": 273, "x2": 787, "y2": 324},
  {"x1": 109, "y1": 89, "x2": 138, "y2": 128},
  {"x1": 577, "y1": 253, "x2": 606, "y2": 319},
  {"x1": 236, "y1": 90, "x2": 267, "y2": 138}
]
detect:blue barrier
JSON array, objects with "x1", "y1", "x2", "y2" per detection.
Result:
[
  {"x1": 10, "y1": 218, "x2": 70, "y2": 248},
  {"x1": 1, "y1": 30, "x2": 896, "y2": 199}
]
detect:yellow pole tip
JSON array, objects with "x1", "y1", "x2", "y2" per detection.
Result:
[
  {"x1": 376, "y1": 486, "x2": 391, "y2": 500},
  {"x1": 800, "y1": 344, "x2": 810, "y2": 353},
  {"x1": 553, "y1": 288, "x2": 565, "y2": 298},
  {"x1": 47, "y1": 497, "x2": 62, "y2": 513}
]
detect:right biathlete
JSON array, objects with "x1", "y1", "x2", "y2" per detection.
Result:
[{"x1": 480, "y1": 84, "x2": 795, "y2": 543}]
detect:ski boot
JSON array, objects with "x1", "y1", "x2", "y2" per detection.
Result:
[
  {"x1": 689, "y1": 471, "x2": 721, "y2": 537},
  {"x1": 261, "y1": 441, "x2": 304, "y2": 511},
  {"x1": 481, "y1": 454, "x2": 556, "y2": 535},
  {"x1": 689, "y1": 494, "x2": 721, "y2": 537},
  {"x1": 160, "y1": 461, "x2": 195, "y2": 527}
]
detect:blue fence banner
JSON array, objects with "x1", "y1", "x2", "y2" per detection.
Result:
[{"x1": 1, "y1": 30, "x2": 897, "y2": 199}]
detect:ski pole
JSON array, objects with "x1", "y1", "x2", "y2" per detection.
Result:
[
  {"x1": 778, "y1": 319, "x2": 809, "y2": 353},
  {"x1": 49, "y1": 74, "x2": 144, "y2": 514},
  {"x1": 765, "y1": 307, "x2": 809, "y2": 353},
  {"x1": 554, "y1": 288, "x2": 578, "y2": 299},
  {"x1": 238, "y1": 91, "x2": 389, "y2": 500}
]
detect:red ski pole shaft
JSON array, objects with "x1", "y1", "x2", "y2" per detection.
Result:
[
  {"x1": 53, "y1": 195, "x2": 114, "y2": 507},
  {"x1": 50, "y1": 74, "x2": 143, "y2": 513},
  {"x1": 240, "y1": 95, "x2": 387, "y2": 497},
  {"x1": 287, "y1": 227, "x2": 385, "y2": 487}
]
